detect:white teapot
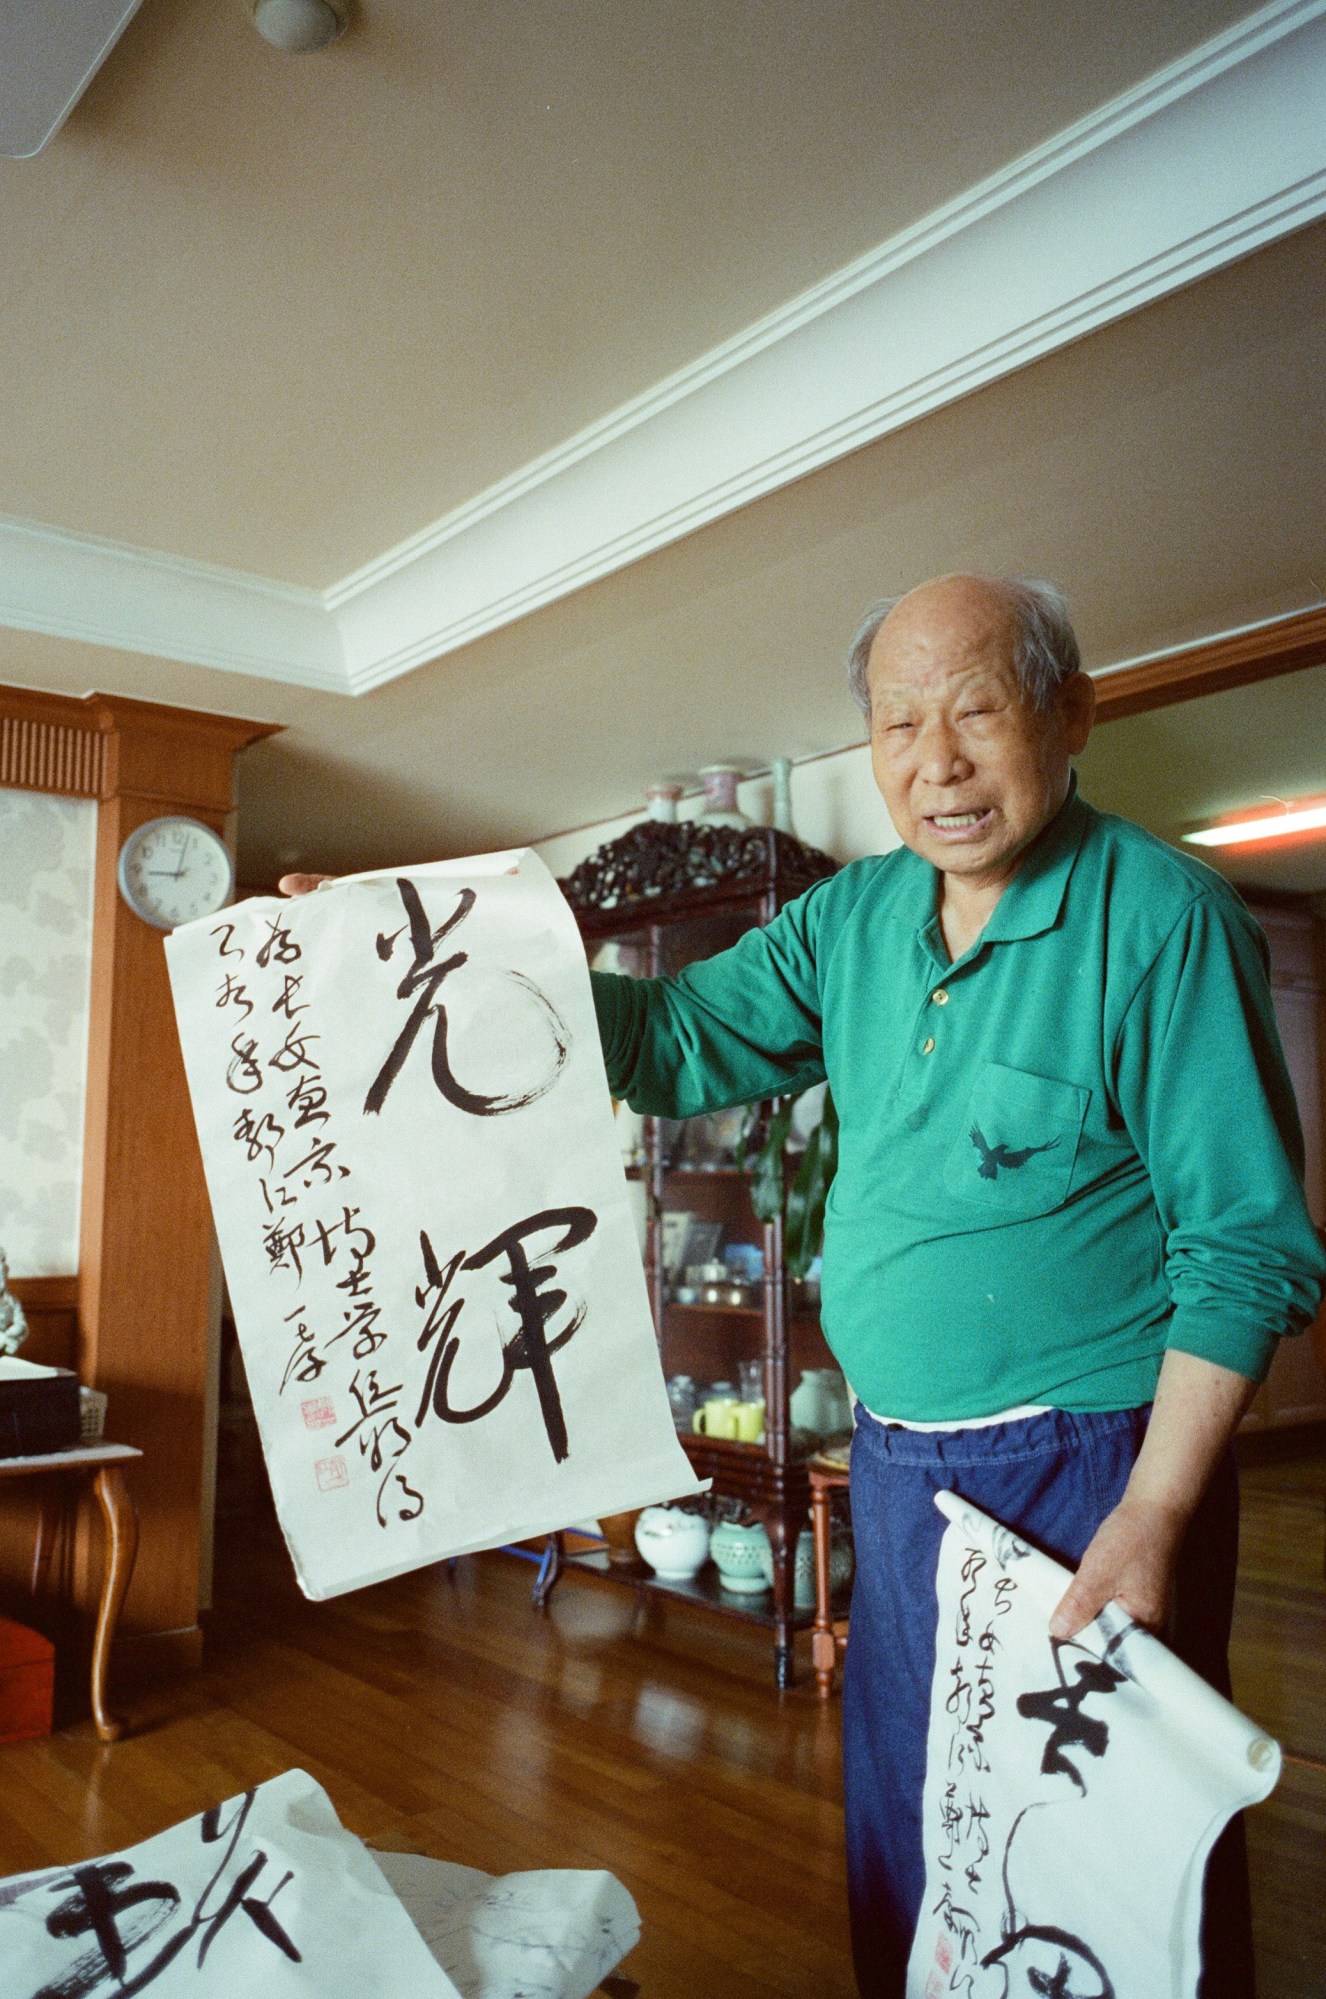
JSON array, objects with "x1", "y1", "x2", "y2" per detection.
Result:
[{"x1": 633, "y1": 1505, "x2": 710, "y2": 1580}]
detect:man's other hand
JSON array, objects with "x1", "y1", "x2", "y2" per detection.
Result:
[
  {"x1": 1047, "y1": 1495, "x2": 1185, "y2": 1640},
  {"x1": 278, "y1": 873, "x2": 335, "y2": 896}
]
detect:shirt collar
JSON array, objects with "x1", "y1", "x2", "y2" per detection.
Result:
[{"x1": 910, "y1": 773, "x2": 1092, "y2": 968}]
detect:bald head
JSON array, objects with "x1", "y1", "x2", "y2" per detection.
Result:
[{"x1": 847, "y1": 574, "x2": 1081, "y2": 719}]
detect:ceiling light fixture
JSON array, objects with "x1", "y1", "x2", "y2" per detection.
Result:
[
  {"x1": 1183, "y1": 798, "x2": 1326, "y2": 849},
  {"x1": 248, "y1": 0, "x2": 348, "y2": 52}
]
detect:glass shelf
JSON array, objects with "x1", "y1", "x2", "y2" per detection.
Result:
[{"x1": 666, "y1": 1300, "x2": 762, "y2": 1318}]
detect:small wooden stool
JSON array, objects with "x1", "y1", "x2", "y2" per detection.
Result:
[{"x1": 809, "y1": 1448, "x2": 851, "y2": 1700}]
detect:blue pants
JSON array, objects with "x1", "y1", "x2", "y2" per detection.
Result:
[{"x1": 842, "y1": 1405, "x2": 1253, "y2": 1999}]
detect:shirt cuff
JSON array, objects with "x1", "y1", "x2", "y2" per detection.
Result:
[
  {"x1": 1163, "y1": 1313, "x2": 1282, "y2": 1385},
  {"x1": 589, "y1": 970, "x2": 645, "y2": 1098}
]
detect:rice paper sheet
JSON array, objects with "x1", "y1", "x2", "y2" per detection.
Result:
[
  {"x1": 373, "y1": 1851, "x2": 640, "y2": 1999},
  {"x1": 0, "y1": 1769, "x2": 461, "y2": 1999},
  {"x1": 907, "y1": 1492, "x2": 1280, "y2": 1999},
  {"x1": 165, "y1": 850, "x2": 700, "y2": 1598}
]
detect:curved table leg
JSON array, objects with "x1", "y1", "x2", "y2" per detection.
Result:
[
  {"x1": 90, "y1": 1466, "x2": 138, "y2": 1742},
  {"x1": 30, "y1": 1481, "x2": 60, "y2": 1598}
]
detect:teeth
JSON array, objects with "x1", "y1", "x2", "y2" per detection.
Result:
[{"x1": 933, "y1": 811, "x2": 986, "y2": 828}]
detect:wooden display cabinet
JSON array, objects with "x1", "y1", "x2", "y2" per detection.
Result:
[{"x1": 559, "y1": 819, "x2": 839, "y2": 1686}]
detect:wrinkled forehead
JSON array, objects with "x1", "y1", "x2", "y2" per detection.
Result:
[
  {"x1": 867, "y1": 626, "x2": 1024, "y2": 713},
  {"x1": 867, "y1": 588, "x2": 1022, "y2": 701}
]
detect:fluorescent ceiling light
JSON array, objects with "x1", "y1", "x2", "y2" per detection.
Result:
[{"x1": 1184, "y1": 802, "x2": 1326, "y2": 848}]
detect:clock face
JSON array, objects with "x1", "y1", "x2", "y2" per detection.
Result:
[{"x1": 117, "y1": 816, "x2": 234, "y2": 931}]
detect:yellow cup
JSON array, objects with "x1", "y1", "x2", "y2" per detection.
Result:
[
  {"x1": 692, "y1": 1397, "x2": 741, "y2": 1438},
  {"x1": 731, "y1": 1399, "x2": 765, "y2": 1443}
]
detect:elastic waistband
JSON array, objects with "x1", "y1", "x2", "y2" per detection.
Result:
[{"x1": 849, "y1": 1401, "x2": 1150, "y2": 1469}]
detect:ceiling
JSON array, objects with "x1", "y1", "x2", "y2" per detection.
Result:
[
  {"x1": 0, "y1": 0, "x2": 1323, "y2": 884},
  {"x1": 0, "y1": 0, "x2": 1255, "y2": 581}
]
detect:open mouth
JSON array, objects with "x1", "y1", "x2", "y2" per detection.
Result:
[{"x1": 924, "y1": 808, "x2": 995, "y2": 838}]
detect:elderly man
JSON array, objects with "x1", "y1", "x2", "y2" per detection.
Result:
[{"x1": 586, "y1": 574, "x2": 1324, "y2": 1998}]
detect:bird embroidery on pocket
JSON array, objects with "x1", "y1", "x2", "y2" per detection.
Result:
[{"x1": 969, "y1": 1123, "x2": 1061, "y2": 1180}]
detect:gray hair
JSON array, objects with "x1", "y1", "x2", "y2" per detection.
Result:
[{"x1": 846, "y1": 577, "x2": 1081, "y2": 718}]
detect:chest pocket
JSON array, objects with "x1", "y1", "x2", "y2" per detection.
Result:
[{"x1": 942, "y1": 1061, "x2": 1088, "y2": 1220}]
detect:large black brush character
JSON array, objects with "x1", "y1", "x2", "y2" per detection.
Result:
[{"x1": 365, "y1": 879, "x2": 569, "y2": 1118}]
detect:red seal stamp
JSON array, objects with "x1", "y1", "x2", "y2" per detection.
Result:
[
  {"x1": 314, "y1": 1455, "x2": 348, "y2": 1492},
  {"x1": 301, "y1": 1397, "x2": 336, "y2": 1430}
]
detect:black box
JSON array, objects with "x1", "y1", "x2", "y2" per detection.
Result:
[{"x1": 0, "y1": 1366, "x2": 80, "y2": 1458}]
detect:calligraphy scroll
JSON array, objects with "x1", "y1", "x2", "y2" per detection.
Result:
[
  {"x1": 0, "y1": 1769, "x2": 461, "y2": 1998},
  {"x1": 908, "y1": 1492, "x2": 1280, "y2": 1999},
  {"x1": 166, "y1": 851, "x2": 701, "y2": 1599}
]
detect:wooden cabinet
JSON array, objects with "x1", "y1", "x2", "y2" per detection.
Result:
[
  {"x1": 1243, "y1": 899, "x2": 1326, "y2": 1430},
  {"x1": 561, "y1": 821, "x2": 837, "y2": 1686}
]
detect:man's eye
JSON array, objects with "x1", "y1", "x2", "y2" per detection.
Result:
[
  {"x1": 959, "y1": 708, "x2": 989, "y2": 721},
  {"x1": 884, "y1": 721, "x2": 915, "y2": 734}
]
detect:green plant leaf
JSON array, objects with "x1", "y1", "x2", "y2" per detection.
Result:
[
  {"x1": 784, "y1": 1090, "x2": 838, "y2": 1278},
  {"x1": 747, "y1": 1099, "x2": 793, "y2": 1223}
]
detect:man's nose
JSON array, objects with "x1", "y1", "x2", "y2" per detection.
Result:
[{"x1": 915, "y1": 719, "x2": 972, "y2": 787}]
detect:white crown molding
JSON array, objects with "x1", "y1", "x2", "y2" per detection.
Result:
[
  {"x1": 0, "y1": 512, "x2": 344, "y2": 690},
  {"x1": 1, "y1": 0, "x2": 1324, "y2": 697}
]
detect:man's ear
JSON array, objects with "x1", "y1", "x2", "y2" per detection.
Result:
[{"x1": 1059, "y1": 671, "x2": 1096, "y2": 756}]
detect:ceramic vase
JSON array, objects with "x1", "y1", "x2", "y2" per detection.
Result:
[
  {"x1": 756, "y1": 1524, "x2": 853, "y2": 1609},
  {"x1": 771, "y1": 756, "x2": 795, "y2": 836},
  {"x1": 597, "y1": 1508, "x2": 645, "y2": 1568},
  {"x1": 789, "y1": 1367, "x2": 852, "y2": 1439},
  {"x1": 645, "y1": 780, "x2": 683, "y2": 824},
  {"x1": 697, "y1": 764, "x2": 750, "y2": 829},
  {"x1": 710, "y1": 1519, "x2": 771, "y2": 1594}
]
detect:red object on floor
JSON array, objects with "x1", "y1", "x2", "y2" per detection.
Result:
[{"x1": 0, "y1": 1615, "x2": 54, "y2": 1743}]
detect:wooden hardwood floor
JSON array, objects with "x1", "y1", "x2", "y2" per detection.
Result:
[{"x1": 0, "y1": 1445, "x2": 1321, "y2": 1997}]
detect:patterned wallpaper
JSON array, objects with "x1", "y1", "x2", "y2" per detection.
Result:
[{"x1": 0, "y1": 789, "x2": 97, "y2": 1277}]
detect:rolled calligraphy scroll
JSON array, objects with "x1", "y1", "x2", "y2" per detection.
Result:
[
  {"x1": 166, "y1": 850, "x2": 701, "y2": 1599},
  {"x1": 907, "y1": 1492, "x2": 1280, "y2": 1999},
  {"x1": 0, "y1": 1769, "x2": 462, "y2": 1998}
]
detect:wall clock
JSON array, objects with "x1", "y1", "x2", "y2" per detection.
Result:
[{"x1": 116, "y1": 815, "x2": 234, "y2": 931}]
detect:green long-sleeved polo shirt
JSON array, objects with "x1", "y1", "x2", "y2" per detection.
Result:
[{"x1": 590, "y1": 782, "x2": 1326, "y2": 1419}]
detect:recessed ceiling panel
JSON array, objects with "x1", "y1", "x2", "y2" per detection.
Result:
[{"x1": 0, "y1": 0, "x2": 141, "y2": 159}]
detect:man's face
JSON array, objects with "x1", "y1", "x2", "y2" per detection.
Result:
[{"x1": 866, "y1": 579, "x2": 1092, "y2": 892}]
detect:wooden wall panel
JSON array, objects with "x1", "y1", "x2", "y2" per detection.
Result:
[
  {"x1": 1094, "y1": 605, "x2": 1326, "y2": 722},
  {"x1": 0, "y1": 681, "x2": 277, "y2": 1679}
]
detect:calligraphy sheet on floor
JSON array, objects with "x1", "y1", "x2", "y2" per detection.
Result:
[
  {"x1": 0, "y1": 1769, "x2": 461, "y2": 1999},
  {"x1": 907, "y1": 1492, "x2": 1280, "y2": 1999},
  {"x1": 372, "y1": 1850, "x2": 640, "y2": 1999},
  {"x1": 166, "y1": 851, "x2": 700, "y2": 1598}
]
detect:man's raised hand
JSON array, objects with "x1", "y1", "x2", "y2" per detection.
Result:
[{"x1": 278, "y1": 873, "x2": 335, "y2": 896}]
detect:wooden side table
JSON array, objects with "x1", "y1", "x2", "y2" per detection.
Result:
[
  {"x1": 2, "y1": 1441, "x2": 141, "y2": 1741},
  {"x1": 809, "y1": 1454, "x2": 851, "y2": 1700}
]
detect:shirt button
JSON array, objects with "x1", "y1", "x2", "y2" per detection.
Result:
[
  {"x1": 932, "y1": 988, "x2": 949, "y2": 1006},
  {"x1": 921, "y1": 1036, "x2": 936, "y2": 1055}
]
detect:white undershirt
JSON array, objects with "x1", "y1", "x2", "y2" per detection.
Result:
[{"x1": 860, "y1": 1402, "x2": 1051, "y2": 1433}]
